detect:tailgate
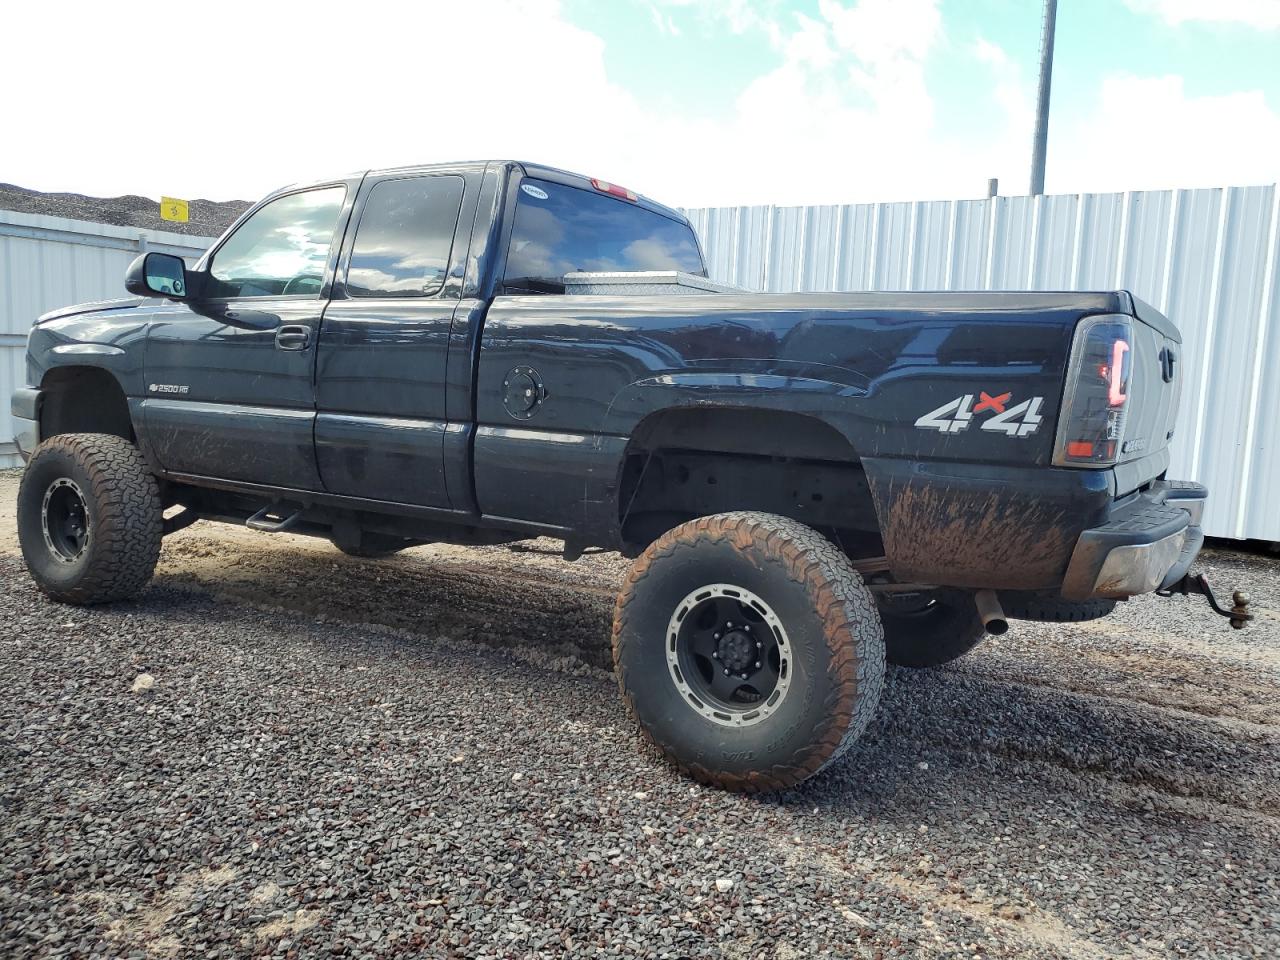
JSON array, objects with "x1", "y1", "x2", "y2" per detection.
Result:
[{"x1": 1118, "y1": 297, "x2": 1182, "y2": 486}]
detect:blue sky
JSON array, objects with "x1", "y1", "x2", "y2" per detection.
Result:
[
  {"x1": 4, "y1": 0, "x2": 1278, "y2": 206},
  {"x1": 562, "y1": 0, "x2": 1280, "y2": 202},
  {"x1": 566, "y1": 0, "x2": 1280, "y2": 144}
]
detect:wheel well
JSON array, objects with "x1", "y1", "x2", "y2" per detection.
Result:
[
  {"x1": 39, "y1": 367, "x2": 135, "y2": 442},
  {"x1": 618, "y1": 407, "x2": 881, "y2": 551}
]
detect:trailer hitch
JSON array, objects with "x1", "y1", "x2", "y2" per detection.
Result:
[{"x1": 1156, "y1": 573, "x2": 1252, "y2": 629}]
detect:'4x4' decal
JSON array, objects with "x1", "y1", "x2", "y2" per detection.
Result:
[{"x1": 915, "y1": 391, "x2": 1044, "y2": 437}]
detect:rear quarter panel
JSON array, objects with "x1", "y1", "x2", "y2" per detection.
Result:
[{"x1": 474, "y1": 291, "x2": 1125, "y2": 545}]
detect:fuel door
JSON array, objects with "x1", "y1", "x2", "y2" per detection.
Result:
[{"x1": 502, "y1": 365, "x2": 546, "y2": 420}]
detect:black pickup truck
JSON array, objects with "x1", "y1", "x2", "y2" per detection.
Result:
[{"x1": 10, "y1": 160, "x2": 1245, "y2": 792}]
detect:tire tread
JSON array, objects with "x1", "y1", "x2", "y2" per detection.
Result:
[
  {"x1": 999, "y1": 591, "x2": 1116, "y2": 623},
  {"x1": 612, "y1": 511, "x2": 885, "y2": 793},
  {"x1": 18, "y1": 433, "x2": 162, "y2": 604}
]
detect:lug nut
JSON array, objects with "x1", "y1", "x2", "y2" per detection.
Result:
[
  {"x1": 743, "y1": 624, "x2": 751, "y2": 632},
  {"x1": 712, "y1": 651, "x2": 719, "y2": 659},
  {"x1": 739, "y1": 673, "x2": 749, "y2": 680},
  {"x1": 713, "y1": 632, "x2": 721, "y2": 640},
  {"x1": 726, "y1": 622, "x2": 734, "y2": 629},
  {"x1": 755, "y1": 640, "x2": 762, "y2": 649},
  {"x1": 754, "y1": 661, "x2": 761, "y2": 669},
  {"x1": 723, "y1": 668, "x2": 730, "y2": 676}
]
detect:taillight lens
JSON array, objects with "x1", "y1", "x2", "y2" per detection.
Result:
[{"x1": 1053, "y1": 314, "x2": 1133, "y2": 467}]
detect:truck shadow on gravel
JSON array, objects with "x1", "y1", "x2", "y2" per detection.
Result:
[
  {"x1": 812, "y1": 666, "x2": 1279, "y2": 818},
  {"x1": 140, "y1": 545, "x2": 1280, "y2": 822}
]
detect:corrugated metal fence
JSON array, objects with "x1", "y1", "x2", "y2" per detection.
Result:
[
  {"x1": 0, "y1": 211, "x2": 213, "y2": 466},
  {"x1": 2, "y1": 188, "x2": 1276, "y2": 540},
  {"x1": 687, "y1": 185, "x2": 1280, "y2": 542}
]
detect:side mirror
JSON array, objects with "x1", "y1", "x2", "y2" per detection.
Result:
[{"x1": 125, "y1": 252, "x2": 191, "y2": 299}]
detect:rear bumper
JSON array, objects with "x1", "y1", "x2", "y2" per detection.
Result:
[
  {"x1": 1061, "y1": 480, "x2": 1206, "y2": 600},
  {"x1": 10, "y1": 387, "x2": 41, "y2": 462}
]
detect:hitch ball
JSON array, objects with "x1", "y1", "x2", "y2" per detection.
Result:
[{"x1": 1231, "y1": 590, "x2": 1251, "y2": 631}]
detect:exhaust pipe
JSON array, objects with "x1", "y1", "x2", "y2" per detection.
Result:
[{"x1": 974, "y1": 590, "x2": 1009, "y2": 635}]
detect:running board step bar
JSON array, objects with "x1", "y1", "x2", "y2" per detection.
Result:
[{"x1": 245, "y1": 505, "x2": 304, "y2": 533}]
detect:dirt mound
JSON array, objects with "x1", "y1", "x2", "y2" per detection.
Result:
[{"x1": 0, "y1": 182, "x2": 249, "y2": 238}]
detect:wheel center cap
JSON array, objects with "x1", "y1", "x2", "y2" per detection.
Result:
[{"x1": 717, "y1": 630, "x2": 755, "y2": 673}]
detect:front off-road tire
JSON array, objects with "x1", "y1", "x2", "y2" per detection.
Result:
[
  {"x1": 612, "y1": 512, "x2": 885, "y2": 792},
  {"x1": 17, "y1": 434, "x2": 162, "y2": 605},
  {"x1": 878, "y1": 591, "x2": 987, "y2": 668}
]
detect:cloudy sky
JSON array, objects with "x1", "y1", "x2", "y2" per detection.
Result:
[{"x1": 4, "y1": 0, "x2": 1278, "y2": 207}]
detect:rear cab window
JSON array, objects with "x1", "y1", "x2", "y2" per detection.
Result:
[
  {"x1": 503, "y1": 178, "x2": 704, "y2": 293},
  {"x1": 346, "y1": 176, "x2": 465, "y2": 298}
]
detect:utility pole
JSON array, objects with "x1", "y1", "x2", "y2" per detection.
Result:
[{"x1": 1030, "y1": 0, "x2": 1058, "y2": 195}]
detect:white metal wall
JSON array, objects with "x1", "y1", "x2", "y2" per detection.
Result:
[
  {"x1": 0, "y1": 211, "x2": 214, "y2": 467},
  {"x1": 2, "y1": 190, "x2": 1276, "y2": 540},
  {"x1": 686, "y1": 186, "x2": 1280, "y2": 542}
]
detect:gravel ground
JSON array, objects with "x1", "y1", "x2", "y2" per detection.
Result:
[{"x1": 0, "y1": 470, "x2": 1277, "y2": 959}]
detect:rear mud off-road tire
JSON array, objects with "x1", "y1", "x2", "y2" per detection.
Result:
[
  {"x1": 612, "y1": 512, "x2": 885, "y2": 793},
  {"x1": 999, "y1": 591, "x2": 1117, "y2": 623},
  {"x1": 330, "y1": 533, "x2": 418, "y2": 559},
  {"x1": 877, "y1": 591, "x2": 987, "y2": 669},
  {"x1": 17, "y1": 433, "x2": 162, "y2": 605}
]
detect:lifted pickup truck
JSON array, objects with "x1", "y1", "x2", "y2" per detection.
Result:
[{"x1": 10, "y1": 160, "x2": 1248, "y2": 791}]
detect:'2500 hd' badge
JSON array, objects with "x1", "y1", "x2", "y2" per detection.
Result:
[{"x1": 915, "y1": 391, "x2": 1044, "y2": 437}]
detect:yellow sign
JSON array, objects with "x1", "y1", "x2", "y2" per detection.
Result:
[{"x1": 160, "y1": 197, "x2": 189, "y2": 223}]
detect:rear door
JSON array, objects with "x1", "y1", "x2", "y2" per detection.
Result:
[
  {"x1": 143, "y1": 183, "x2": 355, "y2": 488},
  {"x1": 314, "y1": 167, "x2": 479, "y2": 507}
]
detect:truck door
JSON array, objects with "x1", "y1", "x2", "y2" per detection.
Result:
[
  {"x1": 143, "y1": 183, "x2": 354, "y2": 488},
  {"x1": 314, "y1": 169, "x2": 477, "y2": 508}
]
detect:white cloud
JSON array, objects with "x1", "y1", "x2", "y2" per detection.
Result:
[
  {"x1": 2, "y1": 0, "x2": 1276, "y2": 211},
  {"x1": 819, "y1": 0, "x2": 941, "y2": 65},
  {"x1": 971, "y1": 37, "x2": 1034, "y2": 150},
  {"x1": 781, "y1": 13, "x2": 837, "y2": 70},
  {"x1": 2, "y1": 0, "x2": 646, "y2": 202},
  {"x1": 1053, "y1": 74, "x2": 1280, "y2": 192},
  {"x1": 648, "y1": 4, "x2": 681, "y2": 36},
  {"x1": 651, "y1": 0, "x2": 785, "y2": 39},
  {"x1": 0, "y1": 0, "x2": 994, "y2": 207},
  {"x1": 1123, "y1": 0, "x2": 1280, "y2": 29}
]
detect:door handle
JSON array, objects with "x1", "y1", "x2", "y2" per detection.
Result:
[{"x1": 275, "y1": 325, "x2": 311, "y2": 351}]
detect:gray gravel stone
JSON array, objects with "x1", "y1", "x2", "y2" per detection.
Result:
[
  {"x1": 0, "y1": 472, "x2": 1277, "y2": 958},
  {"x1": 0, "y1": 183, "x2": 247, "y2": 237}
]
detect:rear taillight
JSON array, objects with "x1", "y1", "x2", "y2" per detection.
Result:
[{"x1": 1053, "y1": 314, "x2": 1133, "y2": 467}]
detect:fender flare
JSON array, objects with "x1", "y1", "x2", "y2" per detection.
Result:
[{"x1": 582, "y1": 371, "x2": 869, "y2": 541}]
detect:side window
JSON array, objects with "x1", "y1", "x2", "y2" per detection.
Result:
[
  {"x1": 207, "y1": 187, "x2": 346, "y2": 299},
  {"x1": 346, "y1": 176, "x2": 465, "y2": 298}
]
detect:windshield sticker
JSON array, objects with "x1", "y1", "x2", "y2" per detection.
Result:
[{"x1": 520, "y1": 183, "x2": 549, "y2": 200}]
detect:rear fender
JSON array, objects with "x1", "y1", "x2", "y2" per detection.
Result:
[{"x1": 585, "y1": 371, "x2": 867, "y2": 540}]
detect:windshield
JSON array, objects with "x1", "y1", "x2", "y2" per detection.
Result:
[{"x1": 504, "y1": 178, "x2": 704, "y2": 292}]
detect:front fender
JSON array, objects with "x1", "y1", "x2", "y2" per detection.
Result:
[
  {"x1": 26, "y1": 312, "x2": 150, "y2": 397},
  {"x1": 10, "y1": 386, "x2": 41, "y2": 459}
]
